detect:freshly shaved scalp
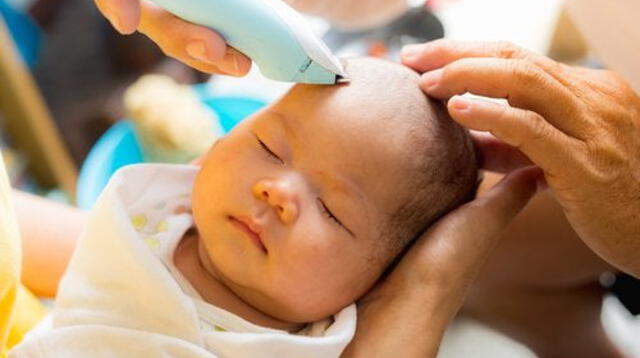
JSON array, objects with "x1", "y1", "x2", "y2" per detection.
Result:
[{"x1": 341, "y1": 58, "x2": 479, "y2": 257}]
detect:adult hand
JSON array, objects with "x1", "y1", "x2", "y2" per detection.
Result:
[
  {"x1": 342, "y1": 167, "x2": 542, "y2": 358},
  {"x1": 402, "y1": 40, "x2": 640, "y2": 278},
  {"x1": 94, "y1": 0, "x2": 252, "y2": 75}
]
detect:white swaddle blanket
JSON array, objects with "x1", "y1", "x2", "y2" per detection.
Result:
[{"x1": 10, "y1": 164, "x2": 356, "y2": 358}]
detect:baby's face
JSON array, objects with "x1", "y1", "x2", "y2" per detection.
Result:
[{"x1": 193, "y1": 60, "x2": 418, "y2": 323}]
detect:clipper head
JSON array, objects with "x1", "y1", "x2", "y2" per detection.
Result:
[
  {"x1": 334, "y1": 58, "x2": 350, "y2": 84},
  {"x1": 335, "y1": 74, "x2": 351, "y2": 84},
  {"x1": 294, "y1": 58, "x2": 349, "y2": 85},
  {"x1": 295, "y1": 34, "x2": 348, "y2": 85}
]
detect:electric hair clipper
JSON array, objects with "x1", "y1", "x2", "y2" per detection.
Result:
[{"x1": 150, "y1": 0, "x2": 348, "y2": 84}]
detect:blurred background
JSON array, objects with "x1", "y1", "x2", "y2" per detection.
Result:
[
  {"x1": 0, "y1": 0, "x2": 638, "y2": 356},
  {"x1": 2, "y1": 0, "x2": 638, "y2": 201}
]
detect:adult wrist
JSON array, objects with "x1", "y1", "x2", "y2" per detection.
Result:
[{"x1": 343, "y1": 285, "x2": 461, "y2": 358}]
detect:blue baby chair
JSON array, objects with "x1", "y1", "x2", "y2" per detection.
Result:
[{"x1": 0, "y1": 0, "x2": 41, "y2": 67}]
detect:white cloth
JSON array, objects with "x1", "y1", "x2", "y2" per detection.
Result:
[{"x1": 10, "y1": 164, "x2": 356, "y2": 358}]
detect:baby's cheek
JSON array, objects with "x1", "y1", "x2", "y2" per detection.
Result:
[
  {"x1": 191, "y1": 188, "x2": 207, "y2": 226},
  {"x1": 192, "y1": 163, "x2": 225, "y2": 217},
  {"x1": 290, "y1": 245, "x2": 364, "y2": 293},
  {"x1": 191, "y1": 183, "x2": 217, "y2": 236}
]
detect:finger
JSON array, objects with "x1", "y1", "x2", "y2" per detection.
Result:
[
  {"x1": 448, "y1": 95, "x2": 576, "y2": 176},
  {"x1": 402, "y1": 39, "x2": 560, "y2": 75},
  {"x1": 402, "y1": 40, "x2": 581, "y2": 109},
  {"x1": 138, "y1": 1, "x2": 252, "y2": 76},
  {"x1": 95, "y1": 0, "x2": 140, "y2": 34},
  {"x1": 461, "y1": 165, "x2": 543, "y2": 245},
  {"x1": 180, "y1": 48, "x2": 252, "y2": 76},
  {"x1": 470, "y1": 131, "x2": 533, "y2": 173},
  {"x1": 421, "y1": 58, "x2": 585, "y2": 138},
  {"x1": 180, "y1": 56, "x2": 229, "y2": 76}
]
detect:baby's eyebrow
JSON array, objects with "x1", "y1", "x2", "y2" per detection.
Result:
[
  {"x1": 312, "y1": 170, "x2": 357, "y2": 199},
  {"x1": 267, "y1": 110, "x2": 360, "y2": 197}
]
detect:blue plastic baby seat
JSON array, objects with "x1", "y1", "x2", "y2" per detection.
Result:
[
  {"x1": 77, "y1": 91, "x2": 265, "y2": 209},
  {"x1": 0, "y1": 0, "x2": 41, "y2": 67}
]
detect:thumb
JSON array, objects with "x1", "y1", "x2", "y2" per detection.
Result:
[{"x1": 407, "y1": 166, "x2": 544, "y2": 288}]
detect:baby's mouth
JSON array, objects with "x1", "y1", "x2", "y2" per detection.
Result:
[{"x1": 228, "y1": 216, "x2": 268, "y2": 254}]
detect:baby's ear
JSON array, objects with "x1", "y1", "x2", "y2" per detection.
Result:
[{"x1": 190, "y1": 155, "x2": 205, "y2": 166}]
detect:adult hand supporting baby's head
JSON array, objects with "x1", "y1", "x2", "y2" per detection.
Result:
[
  {"x1": 94, "y1": 0, "x2": 252, "y2": 76},
  {"x1": 342, "y1": 166, "x2": 543, "y2": 358},
  {"x1": 402, "y1": 39, "x2": 640, "y2": 278}
]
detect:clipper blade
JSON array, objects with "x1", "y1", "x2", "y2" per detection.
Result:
[{"x1": 336, "y1": 75, "x2": 351, "y2": 84}]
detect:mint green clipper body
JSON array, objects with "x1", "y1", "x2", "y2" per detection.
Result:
[{"x1": 150, "y1": 0, "x2": 348, "y2": 84}]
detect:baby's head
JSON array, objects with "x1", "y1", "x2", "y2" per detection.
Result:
[{"x1": 192, "y1": 58, "x2": 478, "y2": 324}]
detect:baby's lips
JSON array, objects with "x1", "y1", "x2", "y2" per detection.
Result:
[
  {"x1": 235, "y1": 215, "x2": 263, "y2": 235},
  {"x1": 229, "y1": 215, "x2": 268, "y2": 253}
]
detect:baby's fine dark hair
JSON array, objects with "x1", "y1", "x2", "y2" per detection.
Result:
[
  {"x1": 338, "y1": 57, "x2": 479, "y2": 265},
  {"x1": 383, "y1": 99, "x2": 479, "y2": 256},
  {"x1": 356, "y1": 62, "x2": 480, "y2": 260}
]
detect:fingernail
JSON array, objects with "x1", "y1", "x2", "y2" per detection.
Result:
[
  {"x1": 186, "y1": 41, "x2": 213, "y2": 64},
  {"x1": 450, "y1": 96, "x2": 470, "y2": 111},
  {"x1": 219, "y1": 53, "x2": 243, "y2": 76},
  {"x1": 401, "y1": 44, "x2": 424, "y2": 61},
  {"x1": 111, "y1": 13, "x2": 136, "y2": 35},
  {"x1": 110, "y1": 17, "x2": 126, "y2": 34},
  {"x1": 421, "y1": 69, "x2": 443, "y2": 90},
  {"x1": 231, "y1": 55, "x2": 241, "y2": 75}
]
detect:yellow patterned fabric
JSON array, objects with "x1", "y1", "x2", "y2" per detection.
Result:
[
  {"x1": 0, "y1": 153, "x2": 20, "y2": 357},
  {"x1": 0, "y1": 155, "x2": 47, "y2": 357}
]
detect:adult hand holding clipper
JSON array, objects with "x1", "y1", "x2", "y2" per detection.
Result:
[
  {"x1": 96, "y1": 0, "x2": 409, "y2": 69},
  {"x1": 95, "y1": 0, "x2": 348, "y2": 84},
  {"x1": 94, "y1": 0, "x2": 252, "y2": 76}
]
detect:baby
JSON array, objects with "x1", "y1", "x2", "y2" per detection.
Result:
[{"x1": 10, "y1": 58, "x2": 478, "y2": 358}]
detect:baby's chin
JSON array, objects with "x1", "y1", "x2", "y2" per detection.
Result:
[
  {"x1": 212, "y1": 264, "x2": 350, "y2": 324},
  {"x1": 243, "y1": 289, "x2": 348, "y2": 324}
]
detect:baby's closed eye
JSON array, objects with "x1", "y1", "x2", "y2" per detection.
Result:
[{"x1": 254, "y1": 133, "x2": 284, "y2": 165}]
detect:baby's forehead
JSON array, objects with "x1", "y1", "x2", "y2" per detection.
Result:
[
  {"x1": 272, "y1": 60, "x2": 434, "y2": 168},
  {"x1": 270, "y1": 81, "x2": 421, "y2": 165},
  {"x1": 265, "y1": 98, "x2": 426, "y2": 220}
]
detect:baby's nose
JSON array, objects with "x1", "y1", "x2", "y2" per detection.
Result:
[{"x1": 252, "y1": 177, "x2": 299, "y2": 224}]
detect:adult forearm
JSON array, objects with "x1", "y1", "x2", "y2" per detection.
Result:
[{"x1": 13, "y1": 190, "x2": 87, "y2": 297}]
